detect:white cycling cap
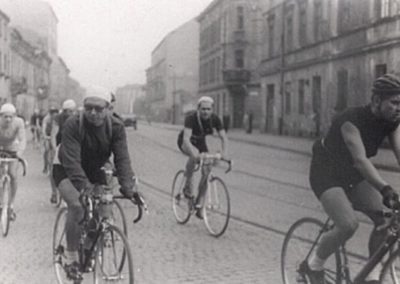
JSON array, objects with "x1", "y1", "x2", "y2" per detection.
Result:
[
  {"x1": 62, "y1": 99, "x2": 77, "y2": 110},
  {"x1": 197, "y1": 96, "x2": 214, "y2": 106},
  {"x1": 83, "y1": 85, "x2": 111, "y2": 103},
  {"x1": 0, "y1": 103, "x2": 16, "y2": 114}
]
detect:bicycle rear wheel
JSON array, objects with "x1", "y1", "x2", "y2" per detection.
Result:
[
  {"x1": 380, "y1": 247, "x2": 400, "y2": 284},
  {"x1": 94, "y1": 225, "x2": 134, "y2": 283},
  {"x1": 203, "y1": 176, "x2": 230, "y2": 237},
  {"x1": 281, "y1": 217, "x2": 343, "y2": 284},
  {"x1": 1, "y1": 178, "x2": 11, "y2": 237},
  {"x1": 53, "y1": 208, "x2": 69, "y2": 284},
  {"x1": 171, "y1": 170, "x2": 191, "y2": 224}
]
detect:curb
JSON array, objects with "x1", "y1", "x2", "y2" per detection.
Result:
[{"x1": 147, "y1": 122, "x2": 400, "y2": 173}]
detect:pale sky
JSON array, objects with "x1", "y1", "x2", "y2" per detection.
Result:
[{"x1": 44, "y1": 0, "x2": 213, "y2": 91}]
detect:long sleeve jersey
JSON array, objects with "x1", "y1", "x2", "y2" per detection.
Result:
[{"x1": 58, "y1": 113, "x2": 135, "y2": 191}]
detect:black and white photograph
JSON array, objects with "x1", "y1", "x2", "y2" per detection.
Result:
[{"x1": 2, "y1": 0, "x2": 400, "y2": 283}]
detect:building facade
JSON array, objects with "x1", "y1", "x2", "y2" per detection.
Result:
[
  {"x1": 10, "y1": 28, "x2": 51, "y2": 120},
  {"x1": 0, "y1": 10, "x2": 10, "y2": 104},
  {"x1": 146, "y1": 19, "x2": 199, "y2": 124},
  {"x1": 115, "y1": 84, "x2": 145, "y2": 115},
  {"x1": 259, "y1": 0, "x2": 400, "y2": 137},
  {"x1": 197, "y1": 0, "x2": 266, "y2": 129},
  {"x1": 51, "y1": 56, "x2": 70, "y2": 107}
]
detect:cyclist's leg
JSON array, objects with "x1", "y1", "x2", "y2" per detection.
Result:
[
  {"x1": 181, "y1": 141, "x2": 199, "y2": 195},
  {"x1": 8, "y1": 161, "x2": 18, "y2": 207},
  {"x1": 349, "y1": 181, "x2": 386, "y2": 282},
  {"x1": 57, "y1": 178, "x2": 84, "y2": 262},
  {"x1": 43, "y1": 140, "x2": 49, "y2": 173},
  {"x1": 312, "y1": 187, "x2": 359, "y2": 266}
]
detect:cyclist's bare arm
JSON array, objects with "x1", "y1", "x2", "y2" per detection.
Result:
[
  {"x1": 50, "y1": 123, "x2": 59, "y2": 149},
  {"x1": 16, "y1": 118, "x2": 26, "y2": 157},
  {"x1": 217, "y1": 129, "x2": 228, "y2": 157},
  {"x1": 341, "y1": 121, "x2": 388, "y2": 190},
  {"x1": 388, "y1": 124, "x2": 400, "y2": 165},
  {"x1": 182, "y1": 127, "x2": 198, "y2": 159}
]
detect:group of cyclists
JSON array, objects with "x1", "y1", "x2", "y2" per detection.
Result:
[{"x1": 0, "y1": 73, "x2": 400, "y2": 282}]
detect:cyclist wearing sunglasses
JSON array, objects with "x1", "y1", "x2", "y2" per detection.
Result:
[
  {"x1": 0, "y1": 103, "x2": 26, "y2": 221},
  {"x1": 52, "y1": 86, "x2": 143, "y2": 281},
  {"x1": 177, "y1": 96, "x2": 229, "y2": 219},
  {"x1": 306, "y1": 74, "x2": 400, "y2": 284}
]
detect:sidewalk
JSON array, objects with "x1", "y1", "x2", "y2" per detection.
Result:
[{"x1": 147, "y1": 121, "x2": 399, "y2": 173}]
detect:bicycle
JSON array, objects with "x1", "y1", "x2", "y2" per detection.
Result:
[
  {"x1": 281, "y1": 206, "x2": 400, "y2": 284},
  {"x1": 52, "y1": 169, "x2": 146, "y2": 284},
  {"x1": 171, "y1": 153, "x2": 232, "y2": 237},
  {"x1": 0, "y1": 151, "x2": 27, "y2": 237}
]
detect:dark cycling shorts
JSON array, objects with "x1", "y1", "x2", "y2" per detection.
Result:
[
  {"x1": 177, "y1": 131, "x2": 208, "y2": 154},
  {"x1": 52, "y1": 164, "x2": 68, "y2": 188},
  {"x1": 309, "y1": 140, "x2": 364, "y2": 199}
]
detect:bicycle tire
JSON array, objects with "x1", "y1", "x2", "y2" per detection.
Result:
[
  {"x1": 281, "y1": 217, "x2": 343, "y2": 284},
  {"x1": 53, "y1": 208, "x2": 69, "y2": 284},
  {"x1": 380, "y1": 247, "x2": 400, "y2": 284},
  {"x1": 1, "y1": 178, "x2": 11, "y2": 237},
  {"x1": 203, "y1": 176, "x2": 230, "y2": 237},
  {"x1": 94, "y1": 225, "x2": 134, "y2": 283},
  {"x1": 171, "y1": 170, "x2": 191, "y2": 224}
]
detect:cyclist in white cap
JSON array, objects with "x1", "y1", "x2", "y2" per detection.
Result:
[
  {"x1": 0, "y1": 103, "x2": 26, "y2": 220},
  {"x1": 177, "y1": 96, "x2": 229, "y2": 219},
  {"x1": 52, "y1": 86, "x2": 144, "y2": 280}
]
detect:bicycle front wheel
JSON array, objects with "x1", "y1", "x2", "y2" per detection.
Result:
[
  {"x1": 281, "y1": 217, "x2": 343, "y2": 284},
  {"x1": 203, "y1": 176, "x2": 230, "y2": 237},
  {"x1": 94, "y1": 225, "x2": 134, "y2": 283},
  {"x1": 171, "y1": 170, "x2": 191, "y2": 224},
  {"x1": 1, "y1": 178, "x2": 11, "y2": 237},
  {"x1": 53, "y1": 208, "x2": 69, "y2": 284}
]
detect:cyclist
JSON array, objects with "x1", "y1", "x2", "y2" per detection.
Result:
[
  {"x1": 52, "y1": 86, "x2": 143, "y2": 281},
  {"x1": 177, "y1": 96, "x2": 229, "y2": 219},
  {"x1": 306, "y1": 74, "x2": 400, "y2": 284},
  {"x1": 0, "y1": 103, "x2": 26, "y2": 221},
  {"x1": 41, "y1": 106, "x2": 59, "y2": 174},
  {"x1": 30, "y1": 108, "x2": 41, "y2": 144},
  {"x1": 48, "y1": 99, "x2": 77, "y2": 204}
]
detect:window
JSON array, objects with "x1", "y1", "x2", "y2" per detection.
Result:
[
  {"x1": 237, "y1": 6, "x2": 244, "y2": 30},
  {"x1": 313, "y1": 0, "x2": 322, "y2": 41},
  {"x1": 268, "y1": 16, "x2": 275, "y2": 58},
  {"x1": 210, "y1": 58, "x2": 215, "y2": 83},
  {"x1": 285, "y1": 82, "x2": 292, "y2": 114},
  {"x1": 298, "y1": 2, "x2": 307, "y2": 46},
  {"x1": 298, "y1": 80, "x2": 305, "y2": 114},
  {"x1": 216, "y1": 57, "x2": 220, "y2": 82},
  {"x1": 375, "y1": 64, "x2": 387, "y2": 78},
  {"x1": 337, "y1": 0, "x2": 351, "y2": 33},
  {"x1": 235, "y1": 50, "x2": 244, "y2": 68},
  {"x1": 376, "y1": 0, "x2": 391, "y2": 18},
  {"x1": 286, "y1": 15, "x2": 293, "y2": 51}
]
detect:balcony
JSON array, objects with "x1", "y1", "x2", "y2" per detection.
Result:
[{"x1": 223, "y1": 69, "x2": 251, "y2": 85}]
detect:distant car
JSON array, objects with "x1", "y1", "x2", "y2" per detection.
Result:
[{"x1": 120, "y1": 113, "x2": 137, "y2": 130}]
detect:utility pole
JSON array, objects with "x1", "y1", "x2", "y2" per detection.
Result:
[
  {"x1": 279, "y1": 2, "x2": 286, "y2": 135},
  {"x1": 172, "y1": 73, "x2": 176, "y2": 124}
]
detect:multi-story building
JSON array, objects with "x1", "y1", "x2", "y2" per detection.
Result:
[
  {"x1": 51, "y1": 56, "x2": 70, "y2": 106},
  {"x1": 197, "y1": 0, "x2": 266, "y2": 129},
  {"x1": 10, "y1": 28, "x2": 51, "y2": 119},
  {"x1": 0, "y1": 10, "x2": 10, "y2": 104},
  {"x1": 115, "y1": 84, "x2": 145, "y2": 115},
  {"x1": 146, "y1": 19, "x2": 199, "y2": 124},
  {"x1": 66, "y1": 77, "x2": 84, "y2": 107},
  {"x1": 3, "y1": 0, "x2": 62, "y2": 104},
  {"x1": 259, "y1": 0, "x2": 400, "y2": 137}
]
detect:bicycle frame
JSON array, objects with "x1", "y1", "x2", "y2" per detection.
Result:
[{"x1": 306, "y1": 214, "x2": 400, "y2": 284}]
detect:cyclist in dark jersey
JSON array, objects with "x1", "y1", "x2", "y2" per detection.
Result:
[
  {"x1": 177, "y1": 96, "x2": 229, "y2": 218},
  {"x1": 305, "y1": 74, "x2": 400, "y2": 284}
]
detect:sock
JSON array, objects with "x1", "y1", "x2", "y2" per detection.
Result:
[
  {"x1": 365, "y1": 263, "x2": 382, "y2": 281},
  {"x1": 308, "y1": 251, "x2": 326, "y2": 271},
  {"x1": 65, "y1": 250, "x2": 79, "y2": 264}
]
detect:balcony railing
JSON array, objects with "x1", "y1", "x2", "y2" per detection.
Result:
[{"x1": 222, "y1": 69, "x2": 251, "y2": 85}]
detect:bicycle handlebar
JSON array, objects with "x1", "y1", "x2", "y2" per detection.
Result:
[
  {"x1": 114, "y1": 194, "x2": 148, "y2": 223},
  {"x1": 0, "y1": 154, "x2": 27, "y2": 176},
  {"x1": 195, "y1": 153, "x2": 233, "y2": 174}
]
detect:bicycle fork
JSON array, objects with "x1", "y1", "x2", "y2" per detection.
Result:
[{"x1": 353, "y1": 232, "x2": 397, "y2": 284}]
